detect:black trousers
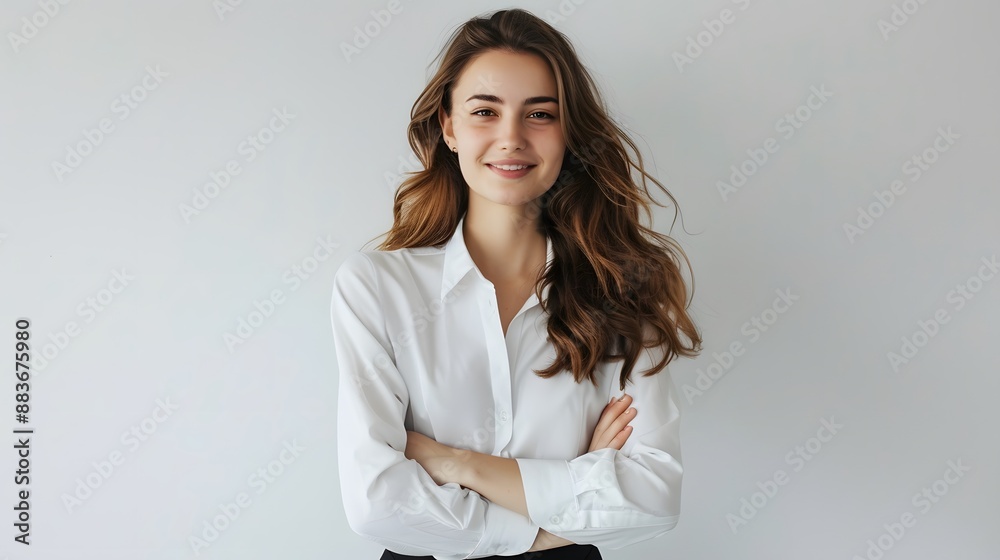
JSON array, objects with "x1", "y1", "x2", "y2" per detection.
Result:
[{"x1": 380, "y1": 544, "x2": 602, "y2": 559}]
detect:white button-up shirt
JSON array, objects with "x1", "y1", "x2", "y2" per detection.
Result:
[{"x1": 331, "y1": 215, "x2": 682, "y2": 559}]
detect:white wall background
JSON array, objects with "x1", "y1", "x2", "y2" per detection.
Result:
[{"x1": 1, "y1": 0, "x2": 997, "y2": 558}]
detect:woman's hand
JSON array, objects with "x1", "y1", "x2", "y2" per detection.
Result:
[
  {"x1": 529, "y1": 395, "x2": 636, "y2": 552},
  {"x1": 588, "y1": 393, "x2": 637, "y2": 452},
  {"x1": 529, "y1": 396, "x2": 635, "y2": 553},
  {"x1": 404, "y1": 430, "x2": 470, "y2": 486}
]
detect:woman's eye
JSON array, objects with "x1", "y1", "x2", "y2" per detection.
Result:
[{"x1": 471, "y1": 109, "x2": 554, "y2": 120}]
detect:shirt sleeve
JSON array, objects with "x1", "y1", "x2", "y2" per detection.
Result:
[
  {"x1": 514, "y1": 340, "x2": 683, "y2": 550},
  {"x1": 331, "y1": 251, "x2": 541, "y2": 559}
]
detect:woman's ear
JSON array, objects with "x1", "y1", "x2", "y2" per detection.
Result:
[{"x1": 438, "y1": 105, "x2": 455, "y2": 148}]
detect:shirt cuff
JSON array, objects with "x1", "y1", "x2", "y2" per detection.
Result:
[
  {"x1": 467, "y1": 497, "x2": 539, "y2": 557},
  {"x1": 514, "y1": 457, "x2": 579, "y2": 530}
]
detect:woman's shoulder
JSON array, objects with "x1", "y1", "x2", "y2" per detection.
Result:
[
  {"x1": 360, "y1": 244, "x2": 443, "y2": 265},
  {"x1": 336, "y1": 245, "x2": 446, "y2": 282}
]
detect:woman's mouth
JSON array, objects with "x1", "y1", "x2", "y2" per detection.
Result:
[{"x1": 487, "y1": 163, "x2": 535, "y2": 178}]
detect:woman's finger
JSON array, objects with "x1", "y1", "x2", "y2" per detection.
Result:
[
  {"x1": 611, "y1": 425, "x2": 633, "y2": 449},
  {"x1": 594, "y1": 417, "x2": 633, "y2": 451},
  {"x1": 589, "y1": 395, "x2": 636, "y2": 452},
  {"x1": 595, "y1": 394, "x2": 631, "y2": 433},
  {"x1": 605, "y1": 406, "x2": 635, "y2": 437}
]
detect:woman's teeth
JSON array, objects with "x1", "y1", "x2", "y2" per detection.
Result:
[{"x1": 490, "y1": 164, "x2": 530, "y2": 170}]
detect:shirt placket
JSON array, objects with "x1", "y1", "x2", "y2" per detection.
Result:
[{"x1": 479, "y1": 282, "x2": 514, "y2": 457}]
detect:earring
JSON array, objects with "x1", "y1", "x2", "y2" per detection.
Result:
[{"x1": 452, "y1": 146, "x2": 457, "y2": 153}]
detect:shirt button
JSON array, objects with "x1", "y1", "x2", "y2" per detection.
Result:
[{"x1": 499, "y1": 410, "x2": 509, "y2": 422}]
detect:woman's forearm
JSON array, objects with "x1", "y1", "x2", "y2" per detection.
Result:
[
  {"x1": 458, "y1": 452, "x2": 576, "y2": 551},
  {"x1": 458, "y1": 452, "x2": 528, "y2": 517},
  {"x1": 404, "y1": 433, "x2": 576, "y2": 551}
]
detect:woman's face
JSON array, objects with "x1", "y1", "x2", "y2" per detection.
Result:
[{"x1": 440, "y1": 49, "x2": 566, "y2": 209}]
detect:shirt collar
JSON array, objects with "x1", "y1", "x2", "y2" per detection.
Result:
[{"x1": 440, "y1": 214, "x2": 553, "y2": 303}]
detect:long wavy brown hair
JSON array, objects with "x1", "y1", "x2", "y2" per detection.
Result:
[{"x1": 366, "y1": 8, "x2": 702, "y2": 391}]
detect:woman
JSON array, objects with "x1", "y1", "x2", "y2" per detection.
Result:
[{"x1": 331, "y1": 8, "x2": 702, "y2": 559}]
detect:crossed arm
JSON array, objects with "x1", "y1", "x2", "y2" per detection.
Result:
[{"x1": 403, "y1": 394, "x2": 638, "y2": 552}]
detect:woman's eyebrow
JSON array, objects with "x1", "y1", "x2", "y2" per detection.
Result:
[{"x1": 464, "y1": 94, "x2": 558, "y2": 105}]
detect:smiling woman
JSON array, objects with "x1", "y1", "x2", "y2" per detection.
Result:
[
  {"x1": 440, "y1": 49, "x2": 565, "y2": 212},
  {"x1": 332, "y1": 8, "x2": 702, "y2": 560}
]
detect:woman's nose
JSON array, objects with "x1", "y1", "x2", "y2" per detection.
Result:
[{"x1": 497, "y1": 117, "x2": 526, "y2": 151}]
